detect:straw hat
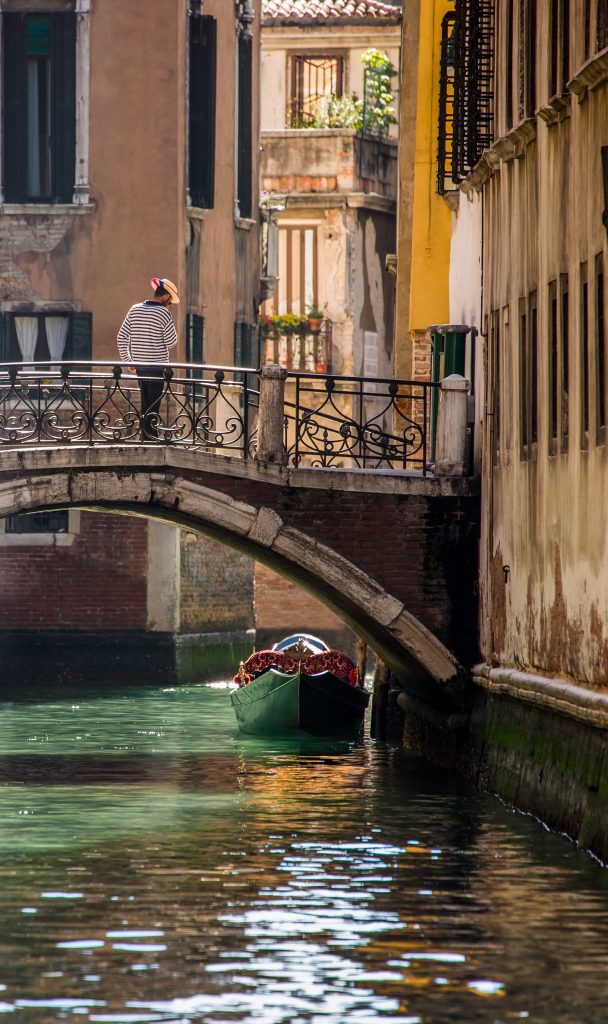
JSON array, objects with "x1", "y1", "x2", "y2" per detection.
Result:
[{"x1": 150, "y1": 277, "x2": 181, "y2": 304}]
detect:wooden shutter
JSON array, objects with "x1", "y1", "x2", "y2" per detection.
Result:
[
  {"x1": 186, "y1": 313, "x2": 205, "y2": 378},
  {"x1": 234, "y1": 321, "x2": 244, "y2": 366},
  {"x1": 3, "y1": 14, "x2": 27, "y2": 203},
  {"x1": 69, "y1": 311, "x2": 92, "y2": 368},
  {"x1": 0, "y1": 313, "x2": 10, "y2": 363},
  {"x1": 237, "y1": 33, "x2": 253, "y2": 219},
  {"x1": 51, "y1": 13, "x2": 76, "y2": 203},
  {"x1": 189, "y1": 15, "x2": 217, "y2": 209}
]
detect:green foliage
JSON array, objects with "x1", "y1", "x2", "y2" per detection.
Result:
[
  {"x1": 310, "y1": 93, "x2": 362, "y2": 129},
  {"x1": 360, "y1": 48, "x2": 397, "y2": 137},
  {"x1": 268, "y1": 313, "x2": 309, "y2": 335}
]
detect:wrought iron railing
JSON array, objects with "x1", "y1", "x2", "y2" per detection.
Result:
[
  {"x1": 262, "y1": 322, "x2": 332, "y2": 373},
  {"x1": 285, "y1": 372, "x2": 438, "y2": 473},
  {"x1": 0, "y1": 362, "x2": 258, "y2": 456},
  {"x1": 0, "y1": 362, "x2": 438, "y2": 475}
]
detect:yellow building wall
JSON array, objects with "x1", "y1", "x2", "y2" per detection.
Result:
[{"x1": 394, "y1": 0, "x2": 452, "y2": 380}]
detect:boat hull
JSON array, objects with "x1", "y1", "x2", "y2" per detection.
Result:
[{"x1": 230, "y1": 669, "x2": 369, "y2": 736}]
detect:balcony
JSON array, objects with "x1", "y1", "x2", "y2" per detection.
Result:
[
  {"x1": 260, "y1": 129, "x2": 397, "y2": 200},
  {"x1": 261, "y1": 318, "x2": 332, "y2": 373}
]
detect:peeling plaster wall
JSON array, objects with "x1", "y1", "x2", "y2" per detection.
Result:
[{"x1": 479, "y1": 29, "x2": 608, "y2": 690}]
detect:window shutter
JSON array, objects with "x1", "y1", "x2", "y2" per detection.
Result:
[
  {"x1": 69, "y1": 311, "x2": 92, "y2": 367},
  {"x1": 51, "y1": 13, "x2": 76, "y2": 203},
  {"x1": 186, "y1": 313, "x2": 205, "y2": 378},
  {"x1": 189, "y1": 15, "x2": 217, "y2": 209},
  {"x1": 0, "y1": 313, "x2": 9, "y2": 363},
  {"x1": 237, "y1": 33, "x2": 253, "y2": 219},
  {"x1": 3, "y1": 15, "x2": 27, "y2": 203},
  {"x1": 234, "y1": 321, "x2": 243, "y2": 366}
]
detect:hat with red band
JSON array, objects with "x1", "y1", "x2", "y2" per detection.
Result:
[{"x1": 150, "y1": 277, "x2": 181, "y2": 304}]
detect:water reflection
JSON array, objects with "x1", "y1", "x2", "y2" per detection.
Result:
[{"x1": 0, "y1": 681, "x2": 607, "y2": 1022}]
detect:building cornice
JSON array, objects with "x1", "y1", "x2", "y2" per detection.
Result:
[
  {"x1": 569, "y1": 44, "x2": 608, "y2": 102},
  {"x1": 460, "y1": 118, "x2": 536, "y2": 197}
]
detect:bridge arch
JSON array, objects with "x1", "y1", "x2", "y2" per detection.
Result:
[{"x1": 0, "y1": 448, "x2": 470, "y2": 709}]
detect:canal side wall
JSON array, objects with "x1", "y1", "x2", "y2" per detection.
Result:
[{"x1": 399, "y1": 672, "x2": 608, "y2": 863}]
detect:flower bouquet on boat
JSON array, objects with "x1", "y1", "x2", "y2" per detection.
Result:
[{"x1": 231, "y1": 633, "x2": 369, "y2": 736}]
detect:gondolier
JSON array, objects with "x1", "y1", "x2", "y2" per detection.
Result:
[{"x1": 117, "y1": 277, "x2": 180, "y2": 439}]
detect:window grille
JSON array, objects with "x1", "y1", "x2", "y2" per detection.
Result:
[
  {"x1": 437, "y1": 0, "x2": 494, "y2": 192},
  {"x1": 288, "y1": 56, "x2": 344, "y2": 128}
]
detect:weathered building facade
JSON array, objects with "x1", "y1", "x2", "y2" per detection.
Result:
[
  {"x1": 0, "y1": 0, "x2": 261, "y2": 677},
  {"x1": 397, "y1": 0, "x2": 608, "y2": 859}
]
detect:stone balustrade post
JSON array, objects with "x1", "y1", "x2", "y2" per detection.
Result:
[
  {"x1": 255, "y1": 364, "x2": 288, "y2": 465},
  {"x1": 435, "y1": 374, "x2": 469, "y2": 476}
]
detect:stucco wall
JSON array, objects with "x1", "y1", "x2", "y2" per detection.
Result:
[{"x1": 478, "y1": 32, "x2": 608, "y2": 689}]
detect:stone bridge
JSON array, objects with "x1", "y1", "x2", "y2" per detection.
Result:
[{"x1": 0, "y1": 445, "x2": 479, "y2": 711}]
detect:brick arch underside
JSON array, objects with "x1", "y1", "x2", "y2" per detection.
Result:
[{"x1": 0, "y1": 467, "x2": 467, "y2": 709}]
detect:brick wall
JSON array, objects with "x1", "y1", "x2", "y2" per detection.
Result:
[
  {"x1": 176, "y1": 468, "x2": 479, "y2": 667},
  {"x1": 0, "y1": 512, "x2": 148, "y2": 629},
  {"x1": 180, "y1": 530, "x2": 254, "y2": 633},
  {"x1": 254, "y1": 562, "x2": 356, "y2": 652}
]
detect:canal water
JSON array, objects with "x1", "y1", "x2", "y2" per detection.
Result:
[{"x1": 1, "y1": 680, "x2": 608, "y2": 1023}]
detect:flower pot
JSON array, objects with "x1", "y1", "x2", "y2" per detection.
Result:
[{"x1": 307, "y1": 317, "x2": 323, "y2": 333}]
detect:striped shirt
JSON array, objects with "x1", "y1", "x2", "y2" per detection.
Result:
[{"x1": 117, "y1": 300, "x2": 178, "y2": 363}]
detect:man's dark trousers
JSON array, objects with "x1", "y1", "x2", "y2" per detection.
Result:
[{"x1": 136, "y1": 366, "x2": 165, "y2": 440}]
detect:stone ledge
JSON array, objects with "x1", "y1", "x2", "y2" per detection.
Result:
[
  {"x1": 473, "y1": 662, "x2": 608, "y2": 730},
  {"x1": 569, "y1": 45, "x2": 608, "y2": 101}
]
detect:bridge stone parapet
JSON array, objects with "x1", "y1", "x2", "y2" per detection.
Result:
[{"x1": 0, "y1": 446, "x2": 479, "y2": 710}]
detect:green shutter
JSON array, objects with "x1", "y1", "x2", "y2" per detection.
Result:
[
  {"x1": 3, "y1": 15, "x2": 27, "y2": 203},
  {"x1": 51, "y1": 13, "x2": 76, "y2": 203},
  {"x1": 189, "y1": 15, "x2": 217, "y2": 209},
  {"x1": 69, "y1": 312, "x2": 92, "y2": 368},
  {"x1": 186, "y1": 313, "x2": 205, "y2": 379},
  {"x1": 234, "y1": 321, "x2": 243, "y2": 366},
  {"x1": 0, "y1": 313, "x2": 10, "y2": 363}
]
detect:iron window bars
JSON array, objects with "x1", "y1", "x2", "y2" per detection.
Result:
[{"x1": 438, "y1": 0, "x2": 494, "y2": 193}]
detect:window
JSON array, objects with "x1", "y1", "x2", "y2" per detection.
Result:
[
  {"x1": 519, "y1": 297, "x2": 528, "y2": 451},
  {"x1": 584, "y1": 0, "x2": 592, "y2": 60},
  {"x1": 560, "y1": 273, "x2": 570, "y2": 448},
  {"x1": 581, "y1": 261, "x2": 590, "y2": 443},
  {"x1": 519, "y1": 0, "x2": 537, "y2": 119},
  {"x1": 0, "y1": 311, "x2": 92, "y2": 365},
  {"x1": 5, "y1": 511, "x2": 69, "y2": 534},
  {"x1": 491, "y1": 310, "x2": 501, "y2": 463},
  {"x1": 596, "y1": 252, "x2": 606, "y2": 438},
  {"x1": 598, "y1": 0, "x2": 608, "y2": 52},
  {"x1": 233, "y1": 322, "x2": 258, "y2": 370},
  {"x1": 548, "y1": 0, "x2": 570, "y2": 97},
  {"x1": 549, "y1": 279, "x2": 558, "y2": 448},
  {"x1": 529, "y1": 291, "x2": 538, "y2": 444},
  {"x1": 288, "y1": 55, "x2": 345, "y2": 128},
  {"x1": 268, "y1": 225, "x2": 318, "y2": 317},
  {"x1": 519, "y1": 292, "x2": 538, "y2": 456},
  {"x1": 189, "y1": 14, "x2": 217, "y2": 210},
  {"x1": 505, "y1": 0, "x2": 514, "y2": 128},
  {"x1": 236, "y1": 31, "x2": 253, "y2": 220},
  {"x1": 3, "y1": 12, "x2": 76, "y2": 203}
]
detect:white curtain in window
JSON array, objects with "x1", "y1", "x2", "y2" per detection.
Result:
[
  {"x1": 14, "y1": 317, "x2": 39, "y2": 362},
  {"x1": 45, "y1": 317, "x2": 69, "y2": 372}
]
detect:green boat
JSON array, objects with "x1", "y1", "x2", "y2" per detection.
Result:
[{"x1": 230, "y1": 634, "x2": 369, "y2": 737}]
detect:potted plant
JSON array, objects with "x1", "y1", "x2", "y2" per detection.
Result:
[
  {"x1": 306, "y1": 305, "x2": 324, "y2": 332},
  {"x1": 275, "y1": 312, "x2": 308, "y2": 335}
]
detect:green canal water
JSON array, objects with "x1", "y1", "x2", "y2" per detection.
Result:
[{"x1": 1, "y1": 680, "x2": 608, "y2": 1023}]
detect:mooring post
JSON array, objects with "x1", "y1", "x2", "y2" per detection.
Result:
[
  {"x1": 435, "y1": 373, "x2": 469, "y2": 476},
  {"x1": 255, "y1": 364, "x2": 288, "y2": 465}
]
